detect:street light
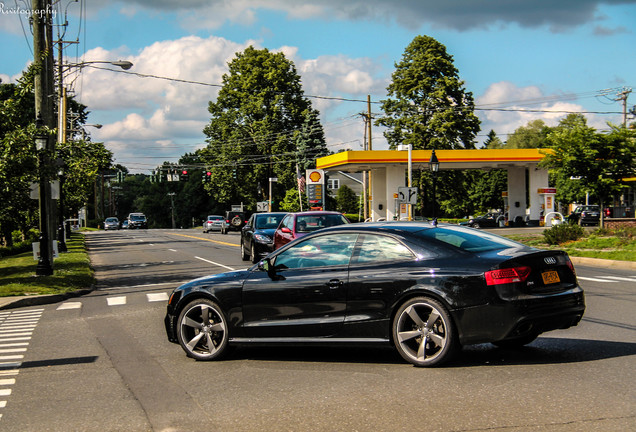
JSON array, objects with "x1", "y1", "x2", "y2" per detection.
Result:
[
  {"x1": 429, "y1": 149, "x2": 440, "y2": 221},
  {"x1": 35, "y1": 114, "x2": 53, "y2": 276},
  {"x1": 397, "y1": 144, "x2": 413, "y2": 220}
]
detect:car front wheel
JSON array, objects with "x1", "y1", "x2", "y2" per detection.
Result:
[
  {"x1": 240, "y1": 241, "x2": 250, "y2": 261},
  {"x1": 393, "y1": 297, "x2": 458, "y2": 367},
  {"x1": 177, "y1": 299, "x2": 229, "y2": 361}
]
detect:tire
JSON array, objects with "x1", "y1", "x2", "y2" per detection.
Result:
[
  {"x1": 473, "y1": 223, "x2": 480, "y2": 229},
  {"x1": 240, "y1": 241, "x2": 250, "y2": 261},
  {"x1": 250, "y1": 243, "x2": 258, "y2": 264},
  {"x1": 492, "y1": 333, "x2": 539, "y2": 348},
  {"x1": 392, "y1": 297, "x2": 458, "y2": 367},
  {"x1": 176, "y1": 299, "x2": 230, "y2": 361},
  {"x1": 231, "y1": 216, "x2": 242, "y2": 228}
]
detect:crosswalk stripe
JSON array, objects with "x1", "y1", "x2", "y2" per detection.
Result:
[
  {"x1": 56, "y1": 302, "x2": 82, "y2": 310},
  {"x1": 107, "y1": 296, "x2": 127, "y2": 306},
  {"x1": 147, "y1": 292, "x2": 169, "y2": 302}
]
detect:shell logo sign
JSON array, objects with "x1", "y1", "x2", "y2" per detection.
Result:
[{"x1": 307, "y1": 170, "x2": 324, "y2": 184}]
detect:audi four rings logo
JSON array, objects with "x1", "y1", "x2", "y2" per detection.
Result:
[{"x1": 544, "y1": 257, "x2": 557, "y2": 265}]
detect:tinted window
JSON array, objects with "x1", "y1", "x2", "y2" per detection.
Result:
[
  {"x1": 274, "y1": 233, "x2": 358, "y2": 269},
  {"x1": 296, "y1": 214, "x2": 348, "y2": 233},
  {"x1": 255, "y1": 214, "x2": 285, "y2": 230},
  {"x1": 353, "y1": 234, "x2": 414, "y2": 264},
  {"x1": 417, "y1": 226, "x2": 524, "y2": 253}
]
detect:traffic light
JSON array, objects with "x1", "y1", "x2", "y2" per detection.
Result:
[
  {"x1": 180, "y1": 169, "x2": 189, "y2": 181},
  {"x1": 116, "y1": 171, "x2": 126, "y2": 182},
  {"x1": 202, "y1": 171, "x2": 212, "y2": 183}
]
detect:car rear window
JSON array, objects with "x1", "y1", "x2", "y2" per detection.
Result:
[{"x1": 416, "y1": 226, "x2": 524, "y2": 253}]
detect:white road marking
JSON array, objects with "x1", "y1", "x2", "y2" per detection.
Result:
[
  {"x1": 577, "y1": 276, "x2": 618, "y2": 283},
  {"x1": 598, "y1": 276, "x2": 636, "y2": 282},
  {"x1": 194, "y1": 256, "x2": 235, "y2": 271},
  {"x1": 0, "y1": 379, "x2": 16, "y2": 385},
  {"x1": 56, "y1": 302, "x2": 82, "y2": 310},
  {"x1": 169, "y1": 249, "x2": 177, "y2": 252},
  {"x1": 0, "y1": 389, "x2": 11, "y2": 396},
  {"x1": 107, "y1": 296, "x2": 127, "y2": 306},
  {"x1": 0, "y1": 348, "x2": 26, "y2": 354},
  {"x1": 146, "y1": 293, "x2": 169, "y2": 302}
]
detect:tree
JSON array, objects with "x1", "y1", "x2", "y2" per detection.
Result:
[
  {"x1": 376, "y1": 36, "x2": 481, "y2": 218},
  {"x1": 201, "y1": 46, "x2": 327, "y2": 211},
  {"x1": 483, "y1": 130, "x2": 504, "y2": 149},
  {"x1": 377, "y1": 35, "x2": 480, "y2": 151},
  {"x1": 505, "y1": 119, "x2": 551, "y2": 149},
  {"x1": 541, "y1": 114, "x2": 636, "y2": 226},
  {"x1": 335, "y1": 185, "x2": 359, "y2": 214}
]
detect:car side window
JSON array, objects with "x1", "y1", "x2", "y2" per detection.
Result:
[
  {"x1": 274, "y1": 233, "x2": 358, "y2": 270},
  {"x1": 352, "y1": 234, "x2": 414, "y2": 264}
]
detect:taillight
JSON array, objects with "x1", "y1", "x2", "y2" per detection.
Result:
[
  {"x1": 566, "y1": 258, "x2": 576, "y2": 275},
  {"x1": 485, "y1": 266, "x2": 531, "y2": 285}
]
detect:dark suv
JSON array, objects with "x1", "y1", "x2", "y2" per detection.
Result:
[
  {"x1": 225, "y1": 211, "x2": 249, "y2": 231},
  {"x1": 127, "y1": 213, "x2": 148, "y2": 229},
  {"x1": 567, "y1": 205, "x2": 600, "y2": 226}
]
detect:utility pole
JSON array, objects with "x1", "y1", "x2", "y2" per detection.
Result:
[
  {"x1": 33, "y1": 0, "x2": 56, "y2": 275},
  {"x1": 616, "y1": 87, "x2": 632, "y2": 127},
  {"x1": 360, "y1": 95, "x2": 374, "y2": 221}
]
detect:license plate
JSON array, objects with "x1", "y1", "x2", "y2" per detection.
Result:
[{"x1": 541, "y1": 270, "x2": 560, "y2": 284}]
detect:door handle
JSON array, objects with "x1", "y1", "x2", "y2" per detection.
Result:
[{"x1": 327, "y1": 279, "x2": 344, "y2": 289}]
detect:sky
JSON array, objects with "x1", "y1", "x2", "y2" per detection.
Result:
[{"x1": 1, "y1": 0, "x2": 635, "y2": 173}]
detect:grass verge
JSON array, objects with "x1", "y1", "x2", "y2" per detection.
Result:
[{"x1": 0, "y1": 234, "x2": 95, "y2": 297}]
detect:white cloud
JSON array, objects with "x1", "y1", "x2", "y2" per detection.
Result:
[
  {"x1": 476, "y1": 81, "x2": 614, "y2": 142},
  {"x1": 69, "y1": 35, "x2": 390, "y2": 172}
]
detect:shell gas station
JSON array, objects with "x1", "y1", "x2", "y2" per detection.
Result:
[{"x1": 315, "y1": 148, "x2": 559, "y2": 225}]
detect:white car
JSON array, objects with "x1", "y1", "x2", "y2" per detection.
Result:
[
  {"x1": 203, "y1": 215, "x2": 227, "y2": 234},
  {"x1": 104, "y1": 217, "x2": 119, "y2": 230}
]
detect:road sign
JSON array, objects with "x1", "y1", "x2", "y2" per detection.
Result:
[
  {"x1": 256, "y1": 201, "x2": 268, "y2": 212},
  {"x1": 397, "y1": 187, "x2": 418, "y2": 205}
]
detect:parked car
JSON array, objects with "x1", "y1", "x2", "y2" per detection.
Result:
[
  {"x1": 104, "y1": 217, "x2": 119, "y2": 230},
  {"x1": 460, "y1": 212, "x2": 504, "y2": 229},
  {"x1": 127, "y1": 213, "x2": 148, "y2": 229},
  {"x1": 241, "y1": 212, "x2": 288, "y2": 263},
  {"x1": 567, "y1": 205, "x2": 600, "y2": 226},
  {"x1": 165, "y1": 222, "x2": 585, "y2": 367},
  {"x1": 273, "y1": 211, "x2": 350, "y2": 250},
  {"x1": 225, "y1": 210, "x2": 249, "y2": 231},
  {"x1": 203, "y1": 215, "x2": 227, "y2": 234}
]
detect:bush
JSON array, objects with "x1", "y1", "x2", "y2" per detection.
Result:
[{"x1": 543, "y1": 223, "x2": 585, "y2": 245}]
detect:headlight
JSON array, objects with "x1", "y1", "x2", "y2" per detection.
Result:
[{"x1": 253, "y1": 233, "x2": 272, "y2": 243}]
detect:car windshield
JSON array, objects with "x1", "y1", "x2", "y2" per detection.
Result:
[
  {"x1": 105, "y1": 218, "x2": 118, "y2": 222},
  {"x1": 296, "y1": 214, "x2": 348, "y2": 233},
  {"x1": 416, "y1": 226, "x2": 524, "y2": 253},
  {"x1": 130, "y1": 215, "x2": 146, "y2": 221},
  {"x1": 255, "y1": 214, "x2": 285, "y2": 230}
]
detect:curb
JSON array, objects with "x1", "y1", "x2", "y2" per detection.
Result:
[
  {"x1": 0, "y1": 288, "x2": 94, "y2": 311},
  {"x1": 569, "y1": 256, "x2": 636, "y2": 270}
]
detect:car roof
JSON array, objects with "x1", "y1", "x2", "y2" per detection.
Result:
[
  {"x1": 315, "y1": 221, "x2": 435, "y2": 234},
  {"x1": 255, "y1": 212, "x2": 287, "y2": 216},
  {"x1": 291, "y1": 211, "x2": 343, "y2": 216}
]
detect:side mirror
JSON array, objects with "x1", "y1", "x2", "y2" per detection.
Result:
[
  {"x1": 281, "y1": 227, "x2": 292, "y2": 234},
  {"x1": 258, "y1": 258, "x2": 278, "y2": 280}
]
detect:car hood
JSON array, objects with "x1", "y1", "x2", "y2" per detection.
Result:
[{"x1": 254, "y1": 228, "x2": 277, "y2": 237}]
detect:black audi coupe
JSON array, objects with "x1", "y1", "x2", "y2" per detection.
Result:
[{"x1": 165, "y1": 222, "x2": 585, "y2": 367}]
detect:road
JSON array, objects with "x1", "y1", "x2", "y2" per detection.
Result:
[{"x1": 1, "y1": 229, "x2": 634, "y2": 431}]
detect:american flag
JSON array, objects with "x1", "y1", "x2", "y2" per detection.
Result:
[{"x1": 296, "y1": 166, "x2": 306, "y2": 193}]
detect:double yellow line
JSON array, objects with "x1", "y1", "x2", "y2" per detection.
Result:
[{"x1": 168, "y1": 232, "x2": 238, "y2": 248}]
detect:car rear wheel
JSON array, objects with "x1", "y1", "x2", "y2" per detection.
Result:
[
  {"x1": 393, "y1": 297, "x2": 457, "y2": 367},
  {"x1": 177, "y1": 299, "x2": 229, "y2": 361}
]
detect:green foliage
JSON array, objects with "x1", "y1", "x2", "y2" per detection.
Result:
[
  {"x1": 505, "y1": 119, "x2": 551, "y2": 149},
  {"x1": 377, "y1": 35, "x2": 480, "y2": 151},
  {"x1": 541, "y1": 114, "x2": 636, "y2": 217},
  {"x1": 543, "y1": 223, "x2": 585, "y2": 245},
  {"x1": 201, "y1": 46, "x2": 328, "y2": 209},
  {"x1": 279, "y1": 188, "x2": 308, "y2": 212},
  {"x1": 335, "y1": 185, "x2": 359, "y2": 214}
]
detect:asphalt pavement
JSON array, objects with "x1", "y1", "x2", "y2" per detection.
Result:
[{"x1": 1, "y1": 227, "x2": 635, "y2": 311}]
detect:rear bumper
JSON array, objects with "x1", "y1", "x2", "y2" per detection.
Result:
[{"x1": 456, "y1": 289, "x2": 585, "y2": 345}]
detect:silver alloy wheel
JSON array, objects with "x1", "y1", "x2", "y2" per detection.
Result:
[
  {"x1": 177, "y1": 299, "x2": 229, "y2": 361},
  {"x1": 250, "y1": 243, "x2": 257, "y2": 263},
  {"x1": 393, "y1": 297, "x2": 456, "y2": 367},
  {"x1": 241, "y1": 242, "x2": 249, "y2": 261}
]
